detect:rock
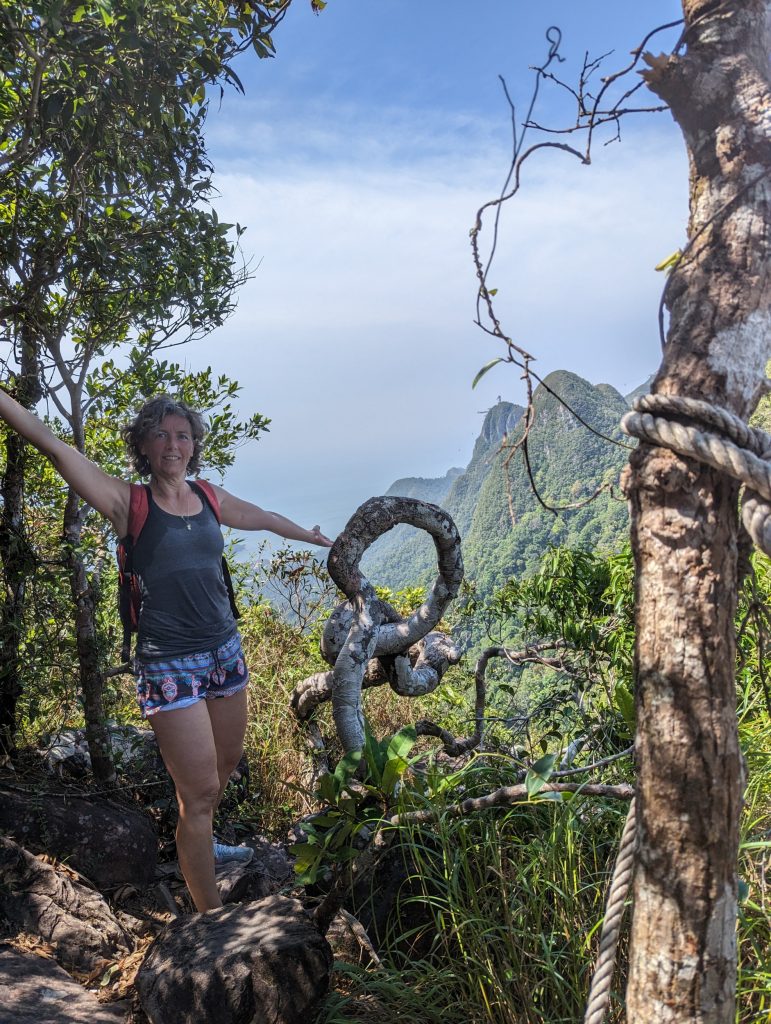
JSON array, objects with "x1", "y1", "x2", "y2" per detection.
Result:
[
  {"x1": 0, "y1": 784, "x2": 157, "y2": 890},
  {"x1": 324, "y1": 911, "x2": 378, "y2": 967},
  {"x1": 38, "y1": 724, "x2": 159, "y2": 777},
  {"x1": 136, "y1": 895, "x2": 333, "y2": 1024},
  {"x1": 0, "y1": 838, "x2": 134, "y2": 972},
  {"x1": 216, "y1": 837, "x2": 294, "y2": 905},
  {"x1": 215, "y1": 862, "x2": 273, "y2": 905},
  {"x1": 349, "y1": 840, "x2": 434, "y2": 958},
  {"x1": 0, "y1": 946, "x2": 127, "y2": 1023}
]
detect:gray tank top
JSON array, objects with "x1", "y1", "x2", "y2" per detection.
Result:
[{"x1": 132, "y1": 484, "x2": 236, "y2": 659}]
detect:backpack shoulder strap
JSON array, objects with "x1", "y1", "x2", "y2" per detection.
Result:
[
  {"x1": 118, "y1": 484, "x2": 149, "y2": 663},
  {"x1": 190, "y1": 479, "x2": 222, "y2": 524},
  {"x1": 190, "y1": 480, "x2": 239, "y2": 622},
  {"x1": 126, "y1": 483, "x2": 150, "y2": 545}
]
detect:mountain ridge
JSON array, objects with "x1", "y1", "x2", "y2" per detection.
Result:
[{"x1": 361, "y1": 370, "x2": 635, "y2": 597}]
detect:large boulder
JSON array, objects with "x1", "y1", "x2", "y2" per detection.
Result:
[
  {"x1": 0, "y1": 838, "x2": 134, "y2": 972},
  {"x1": 0, "y1": 946, "x2": 128, "y2": 1023},
  {"x1": 136, "y1": 895, "x2": 333, "y2": 1024},
  {"x1": 0, "y1": 783, "x2": 157, "y2": 889}
]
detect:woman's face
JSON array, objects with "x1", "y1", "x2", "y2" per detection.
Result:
[{"x1": 140, "y1": 414, "x2": 195, "y2": 478}]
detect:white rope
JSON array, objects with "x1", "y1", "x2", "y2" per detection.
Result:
[{"x1": 583, "y1": 799, "x2": 637, "y2": 1024}]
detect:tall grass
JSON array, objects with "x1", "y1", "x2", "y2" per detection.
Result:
[
  {"x1": 319, "y1": 757, "x2": 631, "y2": 1024},
  {"x1": 317, "y1": 739, "x2": 769, "y2": 1024},
  {"x1": 233, "y1": 562, "x2": 768, "y2": 1023},
  {"x1": 736, "y1": 671, "x2": 771, "y2": 1023}
]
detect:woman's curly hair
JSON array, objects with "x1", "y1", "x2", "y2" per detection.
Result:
[{"x1": 122, "y1": 397, "x2": 206, "y2": 478}]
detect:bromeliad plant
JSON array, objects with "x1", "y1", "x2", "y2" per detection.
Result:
[{"x1": 291, "y1": 723, "x2": 419, "y2": 885}]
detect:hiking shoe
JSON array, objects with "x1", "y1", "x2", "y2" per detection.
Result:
[{"x1": 213, "y1": 841, "x2": 254, "y2": 866}]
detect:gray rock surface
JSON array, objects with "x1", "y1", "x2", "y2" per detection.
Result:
[
  {"x1": 0, "y1": 838, "x2": 134, "y2": 972},
  {"x1": 136, "y1": 895, "x2": 333, "y2": 1024},
  {"x1": 216, "y1": 837, "x2": 293, "y2": 905},
  {"x1": 0, "y1": 946, "x2": 127, "y2": 1023},
  {"x1": 0, "y1": 783, "x2": 157, "y2": 889}
]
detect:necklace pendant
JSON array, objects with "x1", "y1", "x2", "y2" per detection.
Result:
[{"x1": 185, "y1": 521, "x2": 192, "y2": 531}]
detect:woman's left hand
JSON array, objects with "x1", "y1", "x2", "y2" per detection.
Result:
[{"x1": 309, "y1": 525, "x2": 335, "y2": 547}]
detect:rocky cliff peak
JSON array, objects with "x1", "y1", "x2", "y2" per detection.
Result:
[{"x1": 479, "y1": 401, "x2": 524, "y2": 447}]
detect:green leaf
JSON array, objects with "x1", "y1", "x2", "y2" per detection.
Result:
[
  {"x1": 364, "y1": 720, "x2": 387, "y2": 781},
  {"x1": 654, "y1": 249, "x2": 682, "y2": 274},
  {"x1": 385, "y1": 725, "x2": 417, "y2": 765},
  {"x1": 472, "y1": 357, "x2": 505, "y2": 389},
  {"x1": 289, "y1": 843, "x2": 321, "y2": 875},
  {"x1": 333, "y1": 749, "x2": 362, "y2": 792},
  {"x1": 328, "y1": 820, "x2": 354, "y2": 851},
  {"x1": 614, "y1": 681, "x2": 636, "y2": 734},
  {"x1": 318, "y1": 772, "x2": 337, "y2": 806},
  {"x1": 309, "y1": 812, "x2": 339, "y2": 828},
  {"x1": 526, "y1": 753, "x2": 556, "y2": 797},
  {"x1": 379, "y1": 726, "x2": 418, "y2": 795},
  {"x1": 380, "y1": 756, "x2": 407, "y2": 797},
  {"x1": 290, "y1": 842, "x2": 322, "y2": 884}
]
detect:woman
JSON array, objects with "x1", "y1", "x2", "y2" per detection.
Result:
[{"x1": 0, "y1": 389, "x2": 333, "y2": 912}]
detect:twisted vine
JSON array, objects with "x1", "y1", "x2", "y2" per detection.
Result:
[{"x1": 291, "y1": 496, "x2": 465, "y2": 753}]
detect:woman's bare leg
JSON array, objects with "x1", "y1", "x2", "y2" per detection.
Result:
[
  {"x1": 150, "y1": 702, "x2": 222, "y2": 912},
  {"x1": 207, "y1": 687, "x2": 248, "y2": 807}
]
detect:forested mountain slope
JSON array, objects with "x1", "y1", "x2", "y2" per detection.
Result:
[{"x1": 362, "y1": 371, "x2": 632, "y2": 596}]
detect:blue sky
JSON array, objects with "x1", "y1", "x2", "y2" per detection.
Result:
[{"x1": 182, "y1": 0, "x2": 688, "y2": 541}]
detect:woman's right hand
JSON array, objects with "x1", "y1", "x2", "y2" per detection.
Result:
[{"x1": 0, "y1": 386, "x2": 130, "y2": 535}]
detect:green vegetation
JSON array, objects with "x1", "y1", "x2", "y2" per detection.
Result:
[
  {"x1": 3, "y1": 412, "x2": 768, "y2": 1021},
  {"x1": 227, "y1": 544, "x2": 768, "y2": 1023}
]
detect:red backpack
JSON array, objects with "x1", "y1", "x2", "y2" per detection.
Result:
[{"x1": 117, "y1": 480, "x2": 240, "y2": 662}]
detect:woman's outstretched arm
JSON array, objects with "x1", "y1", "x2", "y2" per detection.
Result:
[
  {"x1": 212, "y1": 485, "x2": 334, "y2": 547},
  {"x1": 0, "y1": 387, "x2": 130, "y2": 534}
]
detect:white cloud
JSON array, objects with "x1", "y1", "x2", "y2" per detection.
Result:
[{"x1": 187, "y1": 105, "x2": 687, "y2": 538}]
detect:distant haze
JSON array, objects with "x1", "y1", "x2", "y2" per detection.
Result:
[{"x1": 184, "y1": 1, "x2": 685, "y2": 545}]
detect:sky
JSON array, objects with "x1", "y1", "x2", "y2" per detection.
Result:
[{"x1": 180, "y1": 0, "x2": 689, "y2": 542}]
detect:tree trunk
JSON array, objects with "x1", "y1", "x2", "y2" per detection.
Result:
[
  {"x1": 0, "y1": 341, "x2": 41, "y2": 758},
  {"x1": 63, "y1": 487, "x2": 115, "y2": 784},
  {"x1": 625, "y1": 3, "x2": 771, "y2": 1021}
]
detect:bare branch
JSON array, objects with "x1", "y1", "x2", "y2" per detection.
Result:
[{"x1": 390, "y1": 781, "x2": 635, "y2": 828}]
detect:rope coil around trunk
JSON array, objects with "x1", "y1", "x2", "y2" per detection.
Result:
[
  {"x1": 584, "y1": 391, "x2": 771, "y2": 1024},
  {"x1": 622, "y1": 393, "x2": 771, "y2": 557}
]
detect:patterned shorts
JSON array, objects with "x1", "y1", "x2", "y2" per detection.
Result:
[{"x1": 135, "y1": 632, "x2": 249, "y2": 718}]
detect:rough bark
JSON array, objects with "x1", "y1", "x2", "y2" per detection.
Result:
[
  {"x1": 0, "y1": 837, "x2": 134, "y2": 972},
  {"x1": 0, "y1": 340, "x2": 41, "y2": 758},
  {"x1": 291, "y1": 632, "x2": 461, "y2": 720},
  {"x1": 624, "y1": 3, "x2": 771, "y2": 1021},
  {"x1": 317, "y1": 497, "x2": 464, "y2": 751},
  {"x1": 136, "y1": 895, "x2": 333, "y2": 1024},
  {"x1": 0, "y1": 783, "x2": 157, "y2": 889},
  {"x1": 0, "y1": 431, "x2": 30, "y2": 758},
  {"x1": 62, "y1": 486, "x2": 115, "y2": 784}
]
